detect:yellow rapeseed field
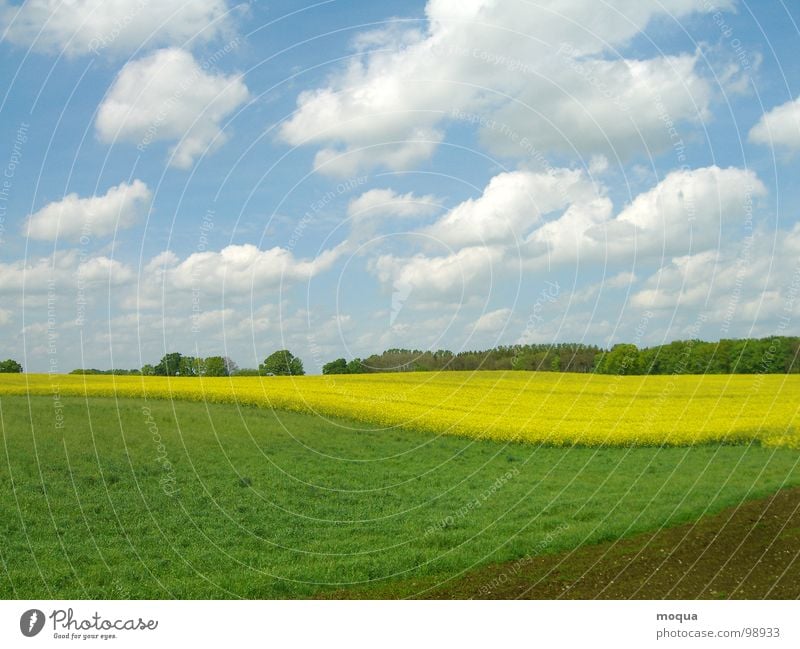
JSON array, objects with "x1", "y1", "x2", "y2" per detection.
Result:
[{"x1": 1, "y1": 372, "x2": 797, "y2": 447}]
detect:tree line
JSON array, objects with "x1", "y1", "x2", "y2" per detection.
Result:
[
  {"x1": 1, "y1": 336, "x2": 797, "y2": 376},
  {"x1": 322, "y1": 337, "x2": 800, "y2": 375},
  {"x1": 67, "y1": 350, "x2": 305, "y2": 377}
]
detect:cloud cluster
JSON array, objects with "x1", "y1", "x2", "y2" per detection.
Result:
[
  {"x1": 96, "y1": 48, "x2": 250, "y2": 168},
  {"x1": 749, "y1": 96, "x2": 800, "y2": 150},
  {"x1": 347, "y1": 188, "x2": 441, "y2": 220},
  {"x1": 280, "y1": 0, "x2": 732, "y2": 175},
  {"x1": 0, "y1": 0, "x2": 234, "y2": 57},
  {"x1": 162, "y1": 242, "x2": 346, "y2": 295},
  {"x1": 370, "y1": 164, "x2": 766, "y2": 300},
  {"x1": 24, "y1": 180, "x2": 151, "y2": 241}
]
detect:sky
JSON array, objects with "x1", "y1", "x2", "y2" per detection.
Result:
[{"x1": 1, "y1": 0, "x2": 799, "y2": 373}]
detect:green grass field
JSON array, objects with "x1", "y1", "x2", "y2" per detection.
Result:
[{"x1": 1, "y1": 395, "x2": 799, "y2": 598}]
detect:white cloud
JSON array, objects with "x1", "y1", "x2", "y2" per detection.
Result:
[
  {"x1": 589, "y1": 155, "x2": 609, "y2": 175},
  {"x1": 24, "y1": 180, "x2": 151, "y2": 241},
  {"x1": 485, "y1": 53, "x2": 712, "y2": 159},
  {"x1": 368, "y1": 164, "x2": 766, "y2": 306},
  {"x1": 313, "y1": 131, "x2": 443, "y2": 177},
  {"x1": 613, "y1": 165, "x2": 766, "y2": 251},
  {"x1": 160, "y1": 242, "x2": 346, "y2": 296},
  {"x1": 0, "y1": 250, "x2": 134, "y2": 299},
  {"x1": 348, "y1": 188, "x2": 441, "y2": 220},
  {"x1": 749, "y1": 97, "x2": 800, "y2": 150},
  {"x1": 0, "y1": 251, "x2": 78, "y2": 295},
  {"x1": 569, "y1": 271, "x2": 637, "y2": 304},
  {"x1": 372, "y1": 246, "x2": 501, "y2": 299},
  {"x1": 525, "y1": 195, "x2": 614, "y2": 263},
  {"x1": 426, "y1": 168, "x2": 599, "y2": 249},
  {"x1": 96, "y1": 48, "x2": 249, "y2": 168},
  {"x1": 629, "y1": 223, "x2": 800, "y2": 330},
  {"x1": 0, "y1": 0, "x2": 235, "y2": 57},
  {"x1": 280, "y1": 0, "x2": 731, "y2": 173},
  {"x1": 472, "y1": 308, "x2": 512, "y2": 333},
  {"x1": 77, "y1": 256, "x2": 134, "y2": 285},
  {"x1": 528, "y1": 165, "x2": 766, "y2": 263}
]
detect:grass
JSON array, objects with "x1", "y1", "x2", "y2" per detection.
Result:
[{"x1": 1, "y1": 395, "x2": 799, "y2": 599}]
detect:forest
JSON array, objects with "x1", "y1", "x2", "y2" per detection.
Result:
[{"x1": 322, "y1": 337, "x2": 800, "y2": 375}]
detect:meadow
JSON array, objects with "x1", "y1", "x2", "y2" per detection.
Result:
[
  {"x1": 1, "y1": 390, "x2": 799, "y2": 598},
  {"x1": 0, "y1": 371, "x2": 798, "y2": 447}
]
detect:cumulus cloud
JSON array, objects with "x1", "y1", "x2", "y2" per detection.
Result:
[
  {"x1": 629, "y1": 224, "x2": 800, "y2": 331},
  {"x1": 312, "y1": 131, "x2": 443, "y2": 177},
  {"x1": 485, "y1": 53, "x2": 712, "y2": 159},
  {"x1": 372, "y1": 246, "x2": 501, "y2": 300},
  {"x1": 96, "y1": 48, "x2": 249, "y2": 168},
  {"x1": 24, "y1": 180, "x2": 151, "y2": 241},
  {"x1": 370, "y1": 164, "x2": 766, "y2": 299},
  {"x1": 569, "y1": 271, "x2": 638, "y2": 304},
  {"x1": 280, "y1": 0, "x2": 731, "y2": 173},
  {"x1": 0, "y1": 251, "x2": 76, "y2": 295},
  {"x1": 749, "y1": 97, "x2": 800, "y2": 150},
  {"x1": 0, "y1": 250, "x2": 134, "y2": 297},
  {"x1": 77, "y1": 256, "x2": 134, "y2": 285},
  {"x1": 612, "y1": 165, "x2": 766, "y2": 252},
  {"x1": 348, "y1": 188, "x2": 441, "y2": 220},
  {"x1": 425, "y1": 168, "x2": 598, "y2": 248},
  {"x1": 144, "y1": 242, "x2": 348, "y2": 301},
  {"x1": 0, "y1": 0, "x2": 235, "y2": 57},
  {"x1": 472, "y1": 308, "x2": 512, "y2": 333},
  {"x1": 529, "y1": 165, "x2": 766, "y2": 263}
]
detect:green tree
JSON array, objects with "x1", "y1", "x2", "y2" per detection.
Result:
[
  {"x1": 202, "y1": 356, "x2": 229, "y2": 377},
  {"x1": 154, "y1": 352, "x2": 183, "y2": 376},
  {"x1": 259, "y1": 350, "x2": 304, "y2": 376},
  {"x1": 141, "y1": 364, "x2": 156, "y2": 376},
  {"x1": 179, "y1": 356, "x2": 201, "y2": 377},
  {"x1": 346, "y1": 358, "x2": 365, "y2": 374},
  {"x1": 595, "y1": 344, "x2": 640, "y2": 375},
  {"x1": 222, "y1": 356, "x2": 238, "y2": 375},
  {"x1": 322, "y1": 358, "x2": 348, "y2": 374},
  {"x1": 0, "y1": 359, "x2": 23, "y2": 373}
]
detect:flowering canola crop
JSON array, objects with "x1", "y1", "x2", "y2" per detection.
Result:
[{"x1": 1, "y1": 372, "x2": 797, "y2": 447}]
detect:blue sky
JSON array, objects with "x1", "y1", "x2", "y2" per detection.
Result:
[{"x1": 1, "y1": 0, "x2": 799, "y2": 373}]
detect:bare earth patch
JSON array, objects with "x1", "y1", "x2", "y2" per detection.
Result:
[{"x1": 329, "y1": 486, "x2": 800, "y2": 599}]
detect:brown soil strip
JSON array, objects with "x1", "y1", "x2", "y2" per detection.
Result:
[{"x1": 325, "y1": 486, "x2": 800, "y2": 599}]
